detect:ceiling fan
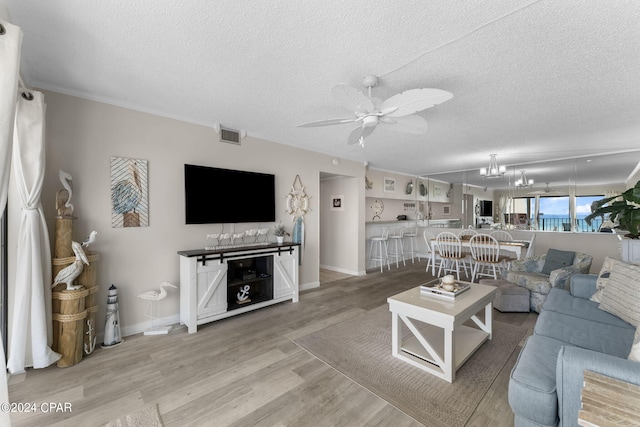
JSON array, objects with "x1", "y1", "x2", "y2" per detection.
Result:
[
  {"x1": 528, "y1": 182, "x2": 560, "y2": 195},
  {"x1": 297, "y1": 75, "x2": 453, "y2": 146}
]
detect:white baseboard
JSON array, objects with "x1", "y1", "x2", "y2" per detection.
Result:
[
  {"x1": 319, "y1": 264, "x2": 360, "y2": 276},
  {"x1": 300, "y1": 281, "x2": 320, "y2": 291},
  {"x1": 116, "y1": 314, "x2": 181, "y2": 339}
]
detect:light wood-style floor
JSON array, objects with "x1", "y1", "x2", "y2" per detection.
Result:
[{"x1": 9, "y1": 262, "x2": 537, "y2": 427}]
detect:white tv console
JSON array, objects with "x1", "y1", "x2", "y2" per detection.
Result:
[{"x1": 178, "y1": 243, "x2": 299, "y2": 333}]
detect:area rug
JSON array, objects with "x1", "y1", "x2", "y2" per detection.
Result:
[
  {"x1": 294, "y1": 305, "x2": 527, "y2": 427},
  {"x1": 101, "y1": 404, "x2": 163, "y2": 427}
]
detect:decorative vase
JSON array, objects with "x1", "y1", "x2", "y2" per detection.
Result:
[{"x1": 276, "y1": 236, "x2": 284, "y2": 244}]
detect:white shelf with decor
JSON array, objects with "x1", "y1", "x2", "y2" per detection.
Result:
[{"x1": 178, "y1": 243, "x2": 299, "y2": 333}]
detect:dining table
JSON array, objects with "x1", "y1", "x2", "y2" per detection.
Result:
[{"x1": 429, "y1": 234, "x2": 530, "y2": 276}]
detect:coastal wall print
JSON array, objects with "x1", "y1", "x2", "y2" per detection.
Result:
[{"x1": 110, "y1": 157, "x2": 149, "y2": 227}]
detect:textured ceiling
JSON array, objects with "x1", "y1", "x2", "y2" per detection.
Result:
[{"x1": 3, "y1": 0, "x2": 640, "y2": 190}]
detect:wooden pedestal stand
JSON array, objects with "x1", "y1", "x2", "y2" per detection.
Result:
[{"x1": 51, "y1": 217, "x2": 99, "y2": 368}]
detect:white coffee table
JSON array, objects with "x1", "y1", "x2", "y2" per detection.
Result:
[{"x1": 387, "y1": 281, "x2": 497, "y2": 383}]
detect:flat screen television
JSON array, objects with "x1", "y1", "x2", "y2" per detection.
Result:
[
  {"x1": 184, "y1": 164, "x2": 276, "y2": 224},
  {"x1": 480, "y1": 200, "x2": 493, "y2": 217}
]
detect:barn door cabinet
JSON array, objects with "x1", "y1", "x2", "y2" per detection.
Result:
[{"x1": 178, "y1": 243, "x2": 299, "y2": 333}]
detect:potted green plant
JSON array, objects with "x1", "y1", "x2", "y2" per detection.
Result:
[
  {"x1": 585, "y1": 180, "x2": 640, "y2": 238},
  {"x1": 273, "y1": 223, "x2": 290, "y2": 244}
]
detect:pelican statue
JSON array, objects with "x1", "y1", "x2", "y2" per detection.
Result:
[
  {"x1": 52, "y1": 241, "x2": 89, "y2": 290},
  {"x1": 82, "y1": 230, "x2": 98, "y2": 248},
  {"x1": 137, "y1": 282, "x2": 178, "y2": 335}
]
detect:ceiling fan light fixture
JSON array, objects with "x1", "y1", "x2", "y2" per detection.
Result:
[{"x1": 480, "y1": 154, "x2": 506, "y2": 178}]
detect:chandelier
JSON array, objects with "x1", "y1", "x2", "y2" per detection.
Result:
[
  {"x1": 515, "y1": 170, "x2": 534, "y2": 188},
  {"x1": 479, "y1": 154, "x2": 506, "y2": 178}
]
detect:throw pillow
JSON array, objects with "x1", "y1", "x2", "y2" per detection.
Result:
[
  {"x1": 630, "y1": 327, "x2": 640, "y2": 363},
  {"x1": 591, "y1": 256, "x2": 618, "y2": 303},
  {"x1": 599, "y1": 260, "x2": 640, "y2": 328},
  {"x1": 541, "y1": 249, "x2": 576, "y2": 275}
]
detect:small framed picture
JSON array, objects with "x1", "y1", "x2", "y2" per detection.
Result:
[
  {"x1": 331, "y1": 195, "x2": 344, "y2": 211},
  {"x1": 443, "y1": 205, "x2": 451, "y2": 216},
  {"x1": 384, "y1": 177, "x2": 396, "y2": 193}
]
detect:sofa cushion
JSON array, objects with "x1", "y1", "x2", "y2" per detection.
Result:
[
  {"x1": 509, "y1": 335, "x2": 569, "y2": 426},
  {"x1": 591, "y1": 256, "x2": 617, "y2": 303},
  {"x1": 542, "y1": 288, "x2": 634, "y2": 328},
  {"x1": 599, "y1": 260, "x2": 640, "y2": 328},
  {"x1": 630, "y1": 328, "x2": 640, "y2": 362},
  {"x1": 534, "y1": 310, "x2": 635, "y2": 358},
  {"x1": 541, "y1": 249, "x2": 575, "y2": 275}
]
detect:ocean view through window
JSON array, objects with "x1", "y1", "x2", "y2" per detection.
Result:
[{"x1": 512, "y1": 195, "x2": 605, "y2": 232}]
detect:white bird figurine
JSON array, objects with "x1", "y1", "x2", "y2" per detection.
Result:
[
  {"x1": 137, "y1": 282, "x2": 178, "y2": 302},
  {"x1": 52, "y1": 241, "x2": 89, "y2": 290},
  {"x1": 138, "y1": 282, "x2": 178, "y2": 334},
  {"x1": 59, "y1": 169, "x2": 74, "y2": 211},
  {"x1": 82, "y1": 230, "x2": 98, "y2": 248}
]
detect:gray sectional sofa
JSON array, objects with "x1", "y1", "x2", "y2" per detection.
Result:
[{"x1": 508, "y1": 273, "x2": 640, "y2": 426}]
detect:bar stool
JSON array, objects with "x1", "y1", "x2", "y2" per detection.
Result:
[
  {"x1": 368, "y1": 227, "x2": 390, "y2": 272},
  {"x1": 387, "y1": 226, "x2": 406, "y2": 268},
  {"x1": 402, "y1": 225, "x2": 419, "y2": 263}
]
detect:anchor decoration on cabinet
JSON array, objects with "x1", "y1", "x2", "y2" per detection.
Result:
[{"x1": 237, "y1": 284, "x2": 251, "y2": 304}]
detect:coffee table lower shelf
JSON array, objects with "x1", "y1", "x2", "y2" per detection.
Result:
[{"x1": 398, "y1": 324, "x2": 490, "y2": 379}]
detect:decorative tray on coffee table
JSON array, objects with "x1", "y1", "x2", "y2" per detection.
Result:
[{"x1": 420, "y1": 281, "x2": 471, "y2": 300}]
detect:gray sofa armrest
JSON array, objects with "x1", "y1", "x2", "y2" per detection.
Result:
[
  {"x1": 549, "y1": 266, "x2": 582, "y2": 289},
  {"x1": 569, "y1": 274, "x2": 597, "y2": 299},
  {"x1": 556, "y1": 346, "x2": 640, "y2": 427}
]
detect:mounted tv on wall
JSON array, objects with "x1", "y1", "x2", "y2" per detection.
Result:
[
  {"x1": 480, "y1": 200, "x2": 493, "y2": 217},
  {"x1": 184, "y1": 164, "x2": 276, "y2": 224}
]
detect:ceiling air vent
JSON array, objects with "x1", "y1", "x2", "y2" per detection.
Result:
[{"x1": 219, "y1": 127, "x2": 241, "y2": 145}]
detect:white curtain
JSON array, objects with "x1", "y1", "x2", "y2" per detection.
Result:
[
  {"x1": 7, "y1": 91, "x2": 60, "y2": 374},
  {"x1": 0, "y1": 15, "x2": 22, "y2": 427},
  {"x1": 533, "y1": 195, "x2": 540, "y2": 230}
]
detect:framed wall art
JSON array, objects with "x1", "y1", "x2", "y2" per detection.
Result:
[
  {"x1": 111, "y1": 156, "x2": 149, "y2": 227},
  {"x1": 331, "y1": 195, "x2": 344, "y2": 211},
  {"x1": 384, "y1": 177, "x2": 396, "y2": 193}
]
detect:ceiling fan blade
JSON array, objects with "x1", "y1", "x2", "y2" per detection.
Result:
[
  {"x1": 332, "y1": 84, "x2": 375, "y2": 114},
  {"x1": 297, "y1": 117, "x2": 357, "y2": 127},
  {"x1": 379, "y1": 114, "x2": 428, "y2": 134},
  {"x1": 347, "y1": 125, "x2": 376, "y2": 145},
  {"x1": 381, "y1": 88, "x2": 453, "y2": 117}
]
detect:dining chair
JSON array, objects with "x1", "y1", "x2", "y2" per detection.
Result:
[
  {"x1": 458, "y1": 229, "x2": 478, "y2": 239},
  {"x1": 435, "y1": 232, "x2": 469, "y2": 280},
  {"x1": 469, "y1": 234, "x2": 510, "y2": 282},
  {"x1": 525, "y1": 233, "x2": 536, "y2": 258},
  {"x1": 490, "y1": 230, "x2": 513, "y2": 241},
  {"x1": 417, "y1": 229, "x2": 440, "y2": 276},
  {"x1": 490, "y1": 230, "x2": 516, "y2": 262},
  {"x1": 457, "y1": 228, "x2": 478, "y2": 260}
]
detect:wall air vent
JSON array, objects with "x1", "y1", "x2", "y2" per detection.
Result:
[{"x1": 219, "y1": 127, "x2": 241, "y2": 145}]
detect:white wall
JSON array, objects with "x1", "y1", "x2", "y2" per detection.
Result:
[
  {"x1": 319, "y1": 175, "x2": 362, "y2": 275},
  {"x1": 8, "y1": 90, "x2": 365, "y2": 337}
]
